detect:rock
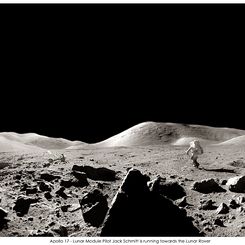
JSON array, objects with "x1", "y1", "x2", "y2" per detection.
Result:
[
  {"x1": 40, "y1": 173, "x2": 61, "y2": 182},
  {"x1": 201, "y1": 221, "x2": 210, "y2": 227},
  {"x1": 170, "y1": 175, "x2": 177, "y2": 179},
  {"x1": 199, "y1": 200, "x2": 217, "y2": 210},
  {"x1": 177, "y1": 197, "x2": 188, "y2": 207},
  {"x1": 44, "y1": 192, "x2": 52, "y2": 200},
  {"x1": 97, "y1": 183, "x2": 105, "y2": 189},
  {"x1": 237, "y1": 196, "x2": 245, "y2": 204},
  {"x1": 100, "y1": 168, "x2": 201, "y2": 236},
  {"x1": 60, "y1": 174, "x2": 89, "y2": 188},
  {"x1": 13, "y1": 195, "x2": 39, "y2": 216},
  {"x1": 28, "y1": 217, "x2": 34, "y2": 221},
  {"x1": 60, "y1": 178, "x2": 74, "y2": 188},
  {"x1": 56, "y1": 211, "x2": 61, "y2": 218},
  {"x1": 148, "y1": 176, "x2": 186, "y2": 200},
  {"x1": 229, "y1": 199, "x2": 240, "y2": 209},
  {"x1": 49, "y1": 221, "x2": 56, "y2": 227},
  {"x1": 61, "y1": 205, "x2": 70, "y2": 212},
  {"x1": 72, "y1": 165, "x2": 117, "y2": 181},
  {"x1": 14, "y1": 175, "x2": 22, "y2": 180},
  {"x1": 43, "y1": 162, "x2": 51, "y2": 168},
  {"x1": 28, "y1": 230, "x2": 54, "y2": 237},
  {"x1": 38, "y1": 181, "x2": 52, "y2": 192},
  {"x1": 220, "y1": 179, "x2": 227, "y2": 185},
  {"x1": 216, "y1": 203, "x2": 229, "y2": 214},
  {"x1": 60, "y1": 154, "x2": 66, "y2": 163},
  {"x1": 26, "y1": 187, "x2": 38, "y2": 195},
  {"x1": 52, "y1": 225, "x2": 68, "y2": 237},
  {"x1": 55, "y1": 187, "x2": 69, "y2": 199},
  {"x1": 72, "y1": 171, "x2": 88, "y2": 183},
  {"x1": 0, "y1": 207, "x2": 8, "y2": 219},
  {"x1": 228, "y1": 214, "x2": 236, "y2": 220},
  {"x1": 204, "y1": 227, "x2": 212, "y2": 232},
  {"x1": 192, "y1": 179, "x2": 225, "y2": 194},
  {"x1": 20, "y1": 183, "x2": 30, "y2": 191},
  {"x1": 214, "y1": 218, "x2": 224, "y2": 227},
  {"x1": 79, "y1": 189, "x2": 108, "y2": 227},
  {"x1": 226, "y1": 176, "x2": 245, "y2": 193}
]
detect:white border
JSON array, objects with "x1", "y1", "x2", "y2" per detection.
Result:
[
  {"x1": 1, "y1": 237, "x2": 245, "y2": 245},
  {"x1": 0, "y1": 0, "x2": 245, "y2": 3}
]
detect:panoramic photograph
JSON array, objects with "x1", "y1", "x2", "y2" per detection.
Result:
[{"x1": 0, "y1": 3, "x2": 245, "y2": 239}]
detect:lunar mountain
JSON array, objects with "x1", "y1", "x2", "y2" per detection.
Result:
[{"x1": 1, "y1": 122, "x2": 245, "y2": 237}]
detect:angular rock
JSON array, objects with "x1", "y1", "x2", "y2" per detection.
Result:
[
  {"x1": 177, "y1": 197, "x2": 188, "y2": 207},
  {"x1": 55, "y1": 187, "x2": 69, "y2": 199},
  {"x1": 226, "y1": 176, "x2": 245, "y2": 193},
  {"x1": 199, "y1": 200, "x2": 217, "y2": 210},
  {"x1": 61, "y1": 205, "x2": 70, "y2": 212},
  {"x1": 52, "y1": 225, "x2": 68, "y2": 237},
  {"x1": 0, "y1": 207, "x2": 8, "y2": 219},
  {"x1": 40, "y1": 173, "x2": 61, "y2": 182},
  {"x1": 20, "y1": 183, "x2": 30, "y2": 192},
  {"x1": 13, "y1": 195, "x2": 39, "y2": 216},
  {"x1": 26, "y1": 187, "x2": 38, "y2": 195},
  {"x1": 72, "y1": 165, "x2": 116, "y2": 181},
  {"x1": 72, "y1": 171, "x2": 88, "y2": 182},
  {"x1": 38, "y1": 181, "x2": 52, "y2": 192},
  {"x1": 216, "y1": 203, "x2": 229, "y2": 214},
  {"x1": 44, "y1": 192, "x2": 53, "y2": 200},
  {"x1": 60, "y1": 173, "x2": 89, "y2": 188},
  {"x1": 28, "y1": 217, "x2": 34, "y2": 221},
  {"x1": 237, "y1": 196, "x2": 245, "y2": 204},
  {"x1": 148, "y1": 176, "x2": 186, "y2": 200},
  {"x1": 60, "y1": 178, "x2": 74, "y2": 188},
  {"x1": 192, "y1": 179, "x2": 225, "y2": 194},
  {"x1": 100, "y1": 168, "x2": 201, "y2": 236},
  {"x1": 214, "y1": 218, "x2": 224, "y2": 227},
  {"x1": 14, "y1": 175, "x2": 22, "y2": 180},
  {"x1": 79, "y1": 189, "x2": 108, "y2": 227},
  {"x1": 229, "y1": 199, "x2": 240, "y2": 209}
]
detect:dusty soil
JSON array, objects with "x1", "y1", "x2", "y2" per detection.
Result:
[{"x1": 1, "y1": 144, "x2": 245, "y2": 237}]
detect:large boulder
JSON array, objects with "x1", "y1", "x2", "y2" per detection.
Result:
[
  {"x1": 60, "y1": 172, "x2": 89, "y2": 188},
  {"x1": 55, "y1": 187, "x2": 69, "y2": 199},
  {"x1": 226, "y1": 176, "x2": 245, "y2": 193},
  {"x1": 38, "y1": 181, "x2": 53, "y2": 192},
  {"x1": 72, "y1": 165, "x2": 117, "y2": 181},
  {"x1": 148, "y1": 176, "x2": 186, "y2": 200},
  {"x1": 40, "y1": 172, "x2": 61, "y2": 182},
  {"x1": 79, "y1": 189, "x2": 108, "y2": 227},
  {"x1": 100, "y1": 168, "x2": 201, "y2": 236},
  {"x1": 13, "y1": 196, "x2": 39, "y2": 217},
  {"x1": 0, "y1": 207, "x2": 8, "y2": 230},
  {"x1": 0, "y1": 207, "x2": 8, "y2": 220},
  {"x1": 192, "y1": 179, "x2": 225, "y2": 194},
  {"x1": 216, "y1": 203, "x2": 229, "y2": 214},
  {"x1": 198, "y1": 200, "x2": 217, "y2": 210}
]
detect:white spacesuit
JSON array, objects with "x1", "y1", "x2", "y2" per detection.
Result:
[{"x1": 186, "y1": 140, "x2": 203, "y2": 168}]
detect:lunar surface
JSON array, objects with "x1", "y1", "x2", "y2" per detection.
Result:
[{"x1": 1, "y1": 122, "x2": 245, "y2": 237}]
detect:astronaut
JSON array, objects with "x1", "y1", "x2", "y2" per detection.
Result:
[{"x1": 186, "y1": 140, "x2": 203, "y2": 168}]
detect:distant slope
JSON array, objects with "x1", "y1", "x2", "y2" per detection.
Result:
[
  {"x1": 0, "y1": 132, "x2": 85, "y2": 152},
  {"x1": 0, "y1": 135, "x2": 42, "y2": 152},
  {"x1": 93, "y1": 122, "x2": 245, "y2": 147},
  {"x1": 215, "y1": 135, "x2": 245, "y2": 146}
]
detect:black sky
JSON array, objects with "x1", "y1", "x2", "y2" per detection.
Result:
[{"x1": 1, "y1": 4, "x2": 244, "y2": 143}]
